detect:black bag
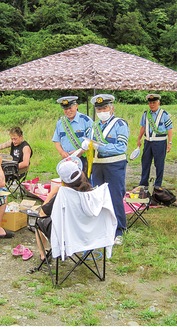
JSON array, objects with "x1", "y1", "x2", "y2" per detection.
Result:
[{"x1": 152, "y1": 187, "x2": 176, "y2": 206}]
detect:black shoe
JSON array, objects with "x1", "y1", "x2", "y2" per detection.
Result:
[{"x1": 0, "y1": 230, "x2": 14, "y2": 238}]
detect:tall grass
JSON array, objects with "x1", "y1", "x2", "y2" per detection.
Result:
[{"x1": 0, "y1": 97, "x2": 176, "y2": 184}]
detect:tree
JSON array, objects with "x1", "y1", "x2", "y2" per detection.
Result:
[
  {"x1": 0, "y1": 3, "x2": 25, "y2": 70},
  {"x1": 145, "y1": 8, "x2": 169, "y2": 54},
  {"x1": 113, "y1": 11, "x2": 152, "y2": 46},
  {"x1": 2, "y1": 0, "x2": 28, "y2": 15},
  {"x1": 26, "y1": 0, "x2": 71, "y2": 32},
  {"x1": 69, "y1": 0, "x2": 117, "y2": 38},
  {"x1": 116, "y1": 44, "x2": 156, "y2": 61},
  {"x1": 19, "y1": 31, "x2": 107, "y2": 63},
  {"x1": 115, "y1": 0, "x2": 137, "y2": 15},
  {"x1": 158, "y1": 24, "x2": 177, "y2": 69}
]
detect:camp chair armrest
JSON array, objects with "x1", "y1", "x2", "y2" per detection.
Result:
[{"x1": 125, "y1": 197, "x2": 150, "y2": 203}]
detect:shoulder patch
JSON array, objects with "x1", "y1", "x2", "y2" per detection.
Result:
[
  {"x1": 116, "y1": 119, "x2": 128, "y2": 127},
  {"x1": 80, "y1": 114, "x2": 91, "y2": 122},
  {"x1": 162, "y1": 110, "x2": 168, "y2": 115}
]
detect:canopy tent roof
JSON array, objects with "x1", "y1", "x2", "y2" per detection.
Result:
[{"x1": 1, "y1": 43, "x2": 177, "y2": 91}]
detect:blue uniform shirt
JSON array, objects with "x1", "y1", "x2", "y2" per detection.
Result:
[
  {"x1": 140, "y1": 108, "x2": 172, "y2": 135},
  {"x1": 52, "y1": 111, "x2": 93, "y2": 153},
  {"x1": 94, "y1": 115, "x2": 129, "y2": 157}
]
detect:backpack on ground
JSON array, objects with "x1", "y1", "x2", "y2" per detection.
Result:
[{"x1": 152, "y1": 187, "x2": 176, "y2": 206}]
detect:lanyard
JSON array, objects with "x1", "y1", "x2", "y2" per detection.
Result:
[
  {"x1": 147, "y1": 109, "x2": 167, "y2": 135},
  {"x1": 93, "y1": 117, "x2": 121, "y2": 143},
  {"x1": 93, "y1": 121, "x2": 108, "y2": 144},
  {"x1": 61, "y1": 116, "x2": 86, "y2": 157}
]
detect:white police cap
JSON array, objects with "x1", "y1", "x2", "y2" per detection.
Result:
[
  {"x1": 146, "y1": 94, "x2": 161, "y2": 101},
  {"x1": 91, "y1": 94, "x2": 115, "y2": 107},
  {"x1": 57, "y1": 96, "x2": 78, "y2": 109}
]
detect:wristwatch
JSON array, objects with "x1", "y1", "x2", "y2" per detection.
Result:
[{"x1": 168, "y1": 142, "x2": 172, "y2": 144}]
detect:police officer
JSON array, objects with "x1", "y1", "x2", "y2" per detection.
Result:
[
  {"x1": 52, "y1": 96, "x2": 93, "y2": 174},
  {"x1": 90, "y1": 94, "x2": 129, "y2": 245},
  {"x1": 137, "y1": 94, "x2": 173, "y2": 187}
]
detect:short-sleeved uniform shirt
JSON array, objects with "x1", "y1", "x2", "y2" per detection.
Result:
[
  {"x1": 140, "y1": 109, "x2": 172, "y2": 136},
  {"x1": 52, "y1": 111, "x2": 93, "y2": 152}
]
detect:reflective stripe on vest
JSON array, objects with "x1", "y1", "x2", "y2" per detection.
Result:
[
  {"x1": 145, "y1": 109, "x2": 167, "y2": 141},
  {"x1": 93, "y1": 117, "x2": 120, "y2": 143},
  {"x1": 93, "y1": 153, "x2": 126, "y2": 163}
]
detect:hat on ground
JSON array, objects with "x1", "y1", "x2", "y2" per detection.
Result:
[
  {"x1": 91, "y1": 94, "x2": 115, "y2": 108},
  {"x1": 57, "y1": 96, "x2": 78, "y2": 109},
  {"x1": 146, "y1": 94, "x2": 161, "y2": 102},
  {"x1": 56, "y1": 156, "x2": 82, "y2": 184}
]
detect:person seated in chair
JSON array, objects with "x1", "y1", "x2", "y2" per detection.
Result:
[
  {"x1": 0, "y1": 126, "x2": 33, "y2": 172},
  {"x1": 0, "y1": 156, "x2": 14, "y2": 238},
  {"x1": 35, "y1": 157, "x2": 92, "y2": 261}
]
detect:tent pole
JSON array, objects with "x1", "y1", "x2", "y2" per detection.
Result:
[
  {"x1": 93, "y1": 88, "x2": 96, "y2": 121},
  {"x1": 86, "y1": 90, "x2": 89, "y2": 116}
]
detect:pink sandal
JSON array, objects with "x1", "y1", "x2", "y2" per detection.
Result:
[
  {"x1": 12, "y1": 244, "x2": 25, "y2": 256},
  {"x1": 22, "y1": 248, "x2": 33, "y2": 261}
]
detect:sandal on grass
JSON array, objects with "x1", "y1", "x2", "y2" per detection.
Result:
[
  {"x1": 22, "y1": 248, "x2": 33, "y2": 261},
  {"x1": 12, "y1": 244, "x2": 25, "y2": 256}
]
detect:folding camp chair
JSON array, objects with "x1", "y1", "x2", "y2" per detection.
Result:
[
  {"x1": 125, "y1": 178, "x2": 154, "y2": 228},
  {"x1": 27, "y1": 183, "x2": 117, "y2": 286},
  {"x1": 2, "y1": 160, "x2": 29, "y2": 198}
]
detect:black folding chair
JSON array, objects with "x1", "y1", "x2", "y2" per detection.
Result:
[
  {"x1": 27, "y1": 212, "x2": 106, "y2": 286},
  {"x1": 2, "y1": 161, "x2": 28, "y2": 198},
  {"x1": 126, "y1": 197, "x2": 150, "y2": 228},
  {"x1": 125, "y1": 178, "x2": 154, "y2": 228}
]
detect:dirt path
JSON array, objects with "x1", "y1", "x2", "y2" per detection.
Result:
[
  {"x1": 0, "y1": 162, "x2": 176, "y2": 326},
  {"x1": 1, "y1": 226, "x2": 177, "y2": 326}
]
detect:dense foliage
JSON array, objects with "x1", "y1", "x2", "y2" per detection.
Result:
[
  {"x1": 1, "y1": 0, "x2": 177, "y2": 71},
  {"x1": 1, "y1": 0, "x2": 177, "y2": 103}
]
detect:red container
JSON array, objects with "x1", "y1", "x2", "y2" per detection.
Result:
[{"x1": 44, "y1": 184, "x2": 51, "y2": 193}]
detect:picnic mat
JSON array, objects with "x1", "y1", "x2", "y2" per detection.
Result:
[
  {"x1": 124, "y1": 194, "x2": 160, "y2": 214},
  {"x1": 22, "y1": 178, "x2": 50, "y2": 201},
  {"x1": 124, "y1": 198, "x2": 144, "y2": 214},
  {"x1": 22, "y1": 179, "x2": 158, "y2": 214}
]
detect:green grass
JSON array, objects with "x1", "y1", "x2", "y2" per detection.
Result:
[
  {"x1": 0, "y1": 316, "x2": 17, "y2": 326},
  {"x1": 0, "y1": 96, "x2": 177, "y2": 326},
  {"x1": 0, "y1": 298, "x2": 8, "y2": 305},
  {"x1": 0, "y1": 97, "x2": 176, "y2": 183}
]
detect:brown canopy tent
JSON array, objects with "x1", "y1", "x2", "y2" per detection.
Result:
[{"x1": 1, "y1": 43, "x2": 177, "y2": 91}]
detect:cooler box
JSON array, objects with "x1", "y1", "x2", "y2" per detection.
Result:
[{"x1": 2, "y1": 212, "x2": 27, "y2": 231}]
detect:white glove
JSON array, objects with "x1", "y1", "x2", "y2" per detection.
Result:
[
  {"x1": 93, "y1": 143, "x2": 99, "y2": 150},
  {"x1": 81, "y1": 140, "x2": 90, "y2": 150}
]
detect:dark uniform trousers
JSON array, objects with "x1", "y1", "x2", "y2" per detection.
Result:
[
  {"x1": 92, "y1": 159, "x2": 127, "y2": 237},
  {"x1": 140, "y1": 139, "x2": 167, "y2": 187}
]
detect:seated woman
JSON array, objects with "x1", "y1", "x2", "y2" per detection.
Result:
[
  {"x1": 0, "y1": 126, "x2": 32, "y2": 171},
  {"x1": 0, "y1": 156, "x2": 14, "y2": 238},
  {"x1": 36, "y1": 157, "x2": 92, "y2": 261}
]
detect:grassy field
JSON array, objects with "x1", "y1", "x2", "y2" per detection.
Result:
[
  {"x1": 0, "y1": 204, "x2": 177, "y2": 326},
  {"x1": 0, "y1": 96, "x2": 176, "y2": 184},
  {"x1": 0, "y1": 96, "x2": 177, "y2": 326}
]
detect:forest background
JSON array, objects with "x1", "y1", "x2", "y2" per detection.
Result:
[
  {"x1": 0, "y1": 3, "x2": 177, "y2": 325},
  {"x1": 1, "y1": 0, "x2": 177, "y2": 104},
  {"x1": 0, "y1": 0, "x2": 177, "y2": 180}
]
